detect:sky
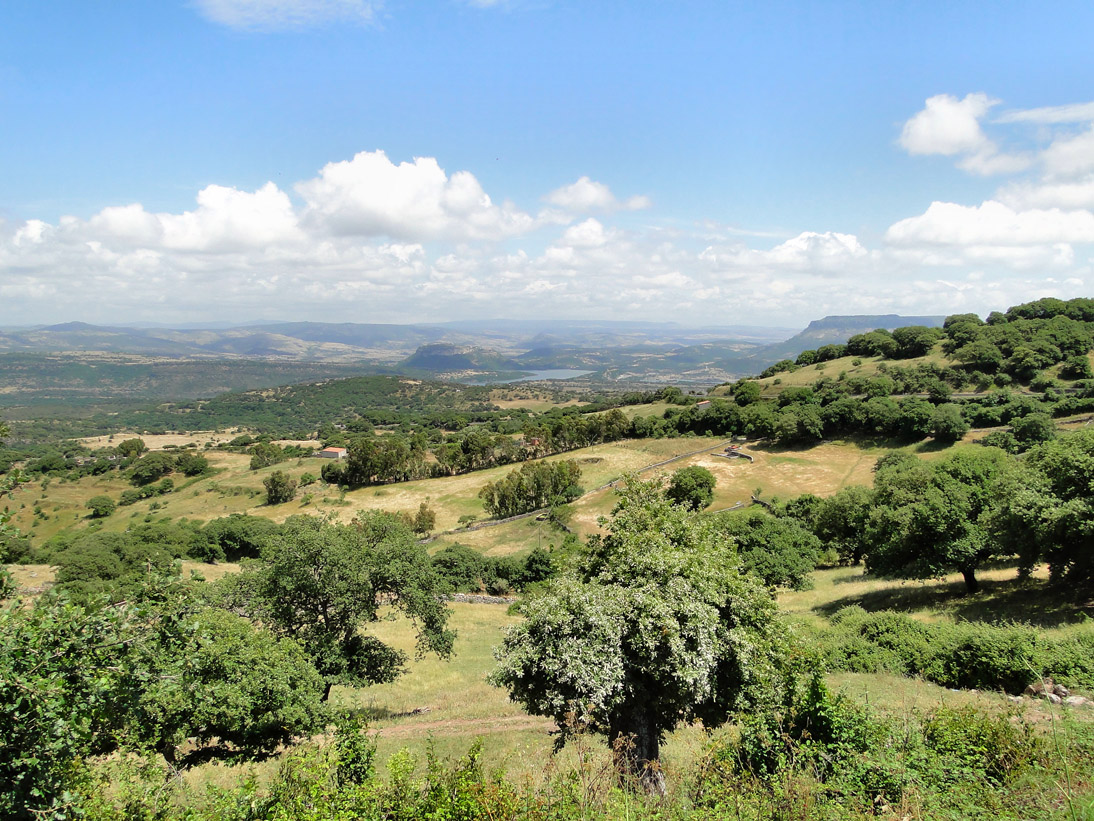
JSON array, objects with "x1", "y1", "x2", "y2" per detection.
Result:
[{"x1": 2, "y1": 1, "x2": 1094, "y2": 329}]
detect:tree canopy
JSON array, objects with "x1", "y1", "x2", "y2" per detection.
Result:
[
  {"x1": 665, "y1": 465, "x2": 716, "y2": 510},
  {"x1": 490, "y1": 477, "x2": 785, "y2": 793},
  {"x1": 226, "y1": 513, "x2": 454, "y2": 700}
]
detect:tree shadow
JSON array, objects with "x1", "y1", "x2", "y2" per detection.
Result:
[{"x1": 814, "y1": 575, "x2": 1093, "y2": 628}]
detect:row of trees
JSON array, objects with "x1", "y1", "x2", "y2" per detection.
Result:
[
  {"x1": 478, "y1": 460, "x2": 583, "y2": 519},
  {"x1": 766, "y1": 429, "x2": 1094, "y2": 594}
]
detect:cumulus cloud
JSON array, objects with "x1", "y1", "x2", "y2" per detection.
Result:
[
  {"x1": 193, "y1": 0, "x2": 380, "y2": 30},
  {"x1": 886, "y1": 200, "x2": 1094, "y2": 246},
  {"x1": 297, "y1": 150, "x2": 536, "y2": 241},
  {"x1": 544, "y1": 176, "x2": 651, "y2": 213},
  {"x1": 88, "y1": 183, "x2": 304, "y2": 251},
  {"x1": 3, "y1": 127, "x2": 1093, "y2": 328},
  {"x1": 900, "y1": 93, "x2": 997, "y2": 156},
  {"x1": 899, "y1": 93, "x2": 1031, "y2": 175}
]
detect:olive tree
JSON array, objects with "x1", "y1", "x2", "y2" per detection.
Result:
[{"x1": 490, "y1": 477, "x2": 785, "y2": 794}]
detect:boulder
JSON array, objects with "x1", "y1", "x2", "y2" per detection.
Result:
[
  {"x1": 1053, "y1": 684, "x2": 1070, "y2": 698},
  {"x1": 1063, "y1": 696, "x2": 1089, "y2": 708},
  {"x1": 1024, "y1": 678, "x2": 1054, "y2": 697}
]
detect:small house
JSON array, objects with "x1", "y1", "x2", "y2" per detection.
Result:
[{"x1": 317, "y1": 446, "x2": 348, "y2": 459}]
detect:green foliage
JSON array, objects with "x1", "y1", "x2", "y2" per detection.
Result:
[
  {"x1": 715, "y1": 509, "x2": 821, "y2": 589},
  {"x1": 175, "y1": 451, "x2": 209, "y2": 476},
  {"x1": 86, "y1": 495, "x2": 116, "y2": 518},
  {"x1": 665, "y1": 465, "x2": 716, "y2": 510},
  {"x1": 821, "y1": 607, "x2": 1094, "y2": 692},
  {"x1": 1009, "y1": 411, "x2": 1055, "y2": 447},
  {"x1": 128, "y1": 452, "x2": 175, "y2": 485},
  {"x1": 411, "y1": 501, "x2": 436, "y2": 535},
  {"x1": 479, "y1": 460, "x2": 582, "y2": 519},
  {"x1": 115, "y1": 438, "x2": 146, "y2": 458},
  {"x1": 732, "y1": 379, "x2": 762, "y2": 406},
  {"x1": 1000, "y1": 429, "x2": 1094, "y2": 589},
  {"x1": 198, "y1": 514, "x2": 282, "y2": 561},
  {"x1": 930, "y1": 402, "x2": 970, "y2": 442},
  {"x1": 491, "y1": 477, "x2": 786, "y2": 791},
  {"x1": 865, "y1": 447, "x2": 1014, "y2": 593},
  {"x1": 264, "y1": 469, "x2": 298, "y2": 504},
  {"x1": 45, "y1": 531, "x2": 181, "y2": 603},
  {"x1": 132, "y1": 605, "x2": 327, "y2": 766},
  {"x1": 225, "y1": 513, "x2": 454, "y2": 698},
  {"x1": 249, "y1": 442, "x2": 287, "y2": 470},
  {"x1": 718, "y1": 670, "x2": 1040, "y2": 815}
]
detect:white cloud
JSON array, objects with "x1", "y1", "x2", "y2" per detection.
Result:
[
  {"x1": 1041, "y1": 126, "x2": 1094, "y2": 179},
  {"x1": 192, "y1": 0, "x2": 379, "y2": 30},
  {"x1": 558, "y1": 218, "x2": 612, "y2": 248},
  {"x1": 544, "y1": 176, "x2": 651, "y2": 213},
  {"x1": 996, "y1": 102, "x2": 1094, "y2": 124},
  {"x1": 88, "y1": 183, "x2": 303, "y2": 251},
  {"x1": 999, "y1": 176, "x2": 1094, "y2": 210},
  {"x1": 899, "y1": 93, "x2": 1030, "y2": 175},
  {"x1": 886, "y1": 200, "x2": 1094, "y2": 246},
  {"x1": 297, "y1": 150, "x2": 536, "y2": 241},
  {"x1": 900, "y1": 93, "x2": 996, "y2": 156}
]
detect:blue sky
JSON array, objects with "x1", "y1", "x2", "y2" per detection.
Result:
[{"x1": 2, "y1": 1, "x2": 1094, "y2": 328}]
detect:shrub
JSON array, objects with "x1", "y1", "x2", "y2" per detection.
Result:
[{"x1": 87, "y1": 495, "x2": 116, "y2": 518}]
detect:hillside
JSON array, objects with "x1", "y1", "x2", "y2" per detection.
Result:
[{"x1": 400, "y1": 343, "x2": 526, "y2": 378}]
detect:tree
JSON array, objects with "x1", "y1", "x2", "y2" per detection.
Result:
[
  {"x1": 811, "y1": 485, "x2": 875, "y2": 564},
  {"x1": 227, "y1": 514, "x2": 454, "y2": 700},
  {"x1": 1010, "y1": 412, "x2": 1056, "y2": 448},
  {"x1": 412, "y1": 502, "x2": 436, "y2": 535},
  {"x1": 128, "y1": 452, "x2": 175, "y2": 485},
  {"x1": 0, "y1": 579, "x2": 327, "y2": 814},
  {"x1": 999, "y1": 430, "x2": 1094, "y2": 590},
  {"x1": 249, "y1": 442, "x2": 285, "y2": 471},
  {"x1": 930, "y1": 403, "x2": 970, "y2": 443},
  {"x1": 865, "y1": 448, "x2": 1014, "y2": 593},
  {"x1": 115, "y1": 438, "x2": 146, "y2": 459},
  {"x1": 665, "y1": 465, "x2": 716, "y2": 510},
  {"x1": 733, "y1": 380, "x2": 762, "y2": 406},
  {"x1": 132, "y1": 605, "x2": 326, "y2": 766},
  {"x1": 491, "y1": 478, "x2": 785, "y2": 794},
  {"x1": 479, "y1": 460, "x2": 582, "y2": 519},
  {"x1": 264, "y1": 470, "x2": 298, "y2": 504},
  {"x1": 715, "y1": 509, "x2": 821, "y2": 589},
  {"x1": 86, "y1": 495, "x2": 116, "y2": 518},
  {"x1": 175, "y1": 451, "x2": 209, "y2": 476}
]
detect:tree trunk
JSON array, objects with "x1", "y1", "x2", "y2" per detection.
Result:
[
  {"x1": 322, "y1": 680, "x2": 334, "y2": 702},
  {"x1": 608, "y1": 709, "x2": 667, "y2": 797},
  {"x1": 961, "y1": 567, "x2": 980, "y2": 594}
]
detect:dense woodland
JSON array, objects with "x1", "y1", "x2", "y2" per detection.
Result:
[{"x1": 2, "y1": 297, "x2": 1094, "y2": 819}]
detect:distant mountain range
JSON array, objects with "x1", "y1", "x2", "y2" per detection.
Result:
[{"x1": 0, "y1": 314, "x2": 945, "y2": 387}]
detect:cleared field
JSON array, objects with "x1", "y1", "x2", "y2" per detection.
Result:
[{"x1": 566, "y1": 438, "x2": 886, "y2": 535}]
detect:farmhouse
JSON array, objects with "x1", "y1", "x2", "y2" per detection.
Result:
[{"x1": 316, "y1": 446, "x2": 348, "y2": 459}]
